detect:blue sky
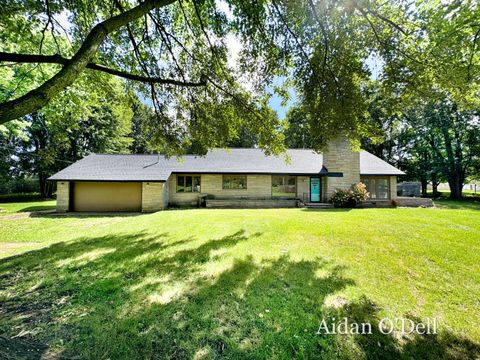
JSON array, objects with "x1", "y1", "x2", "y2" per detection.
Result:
[{"x1": 267, "y1": 79, "x2": 297, "y2": 120}]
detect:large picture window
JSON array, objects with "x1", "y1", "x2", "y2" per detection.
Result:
[
  {"x1": 272, "y1": 176, "x2": 296, "y2": 198},
  {"x1": 223, "y1": 175, "x2": 247, "y2": 189},
  {"x1": 362, "y1": 177, "x2": 389, "y2": 199},
  {"x1": 177, "y1": 175, "x2": 201, "y2": 193}
]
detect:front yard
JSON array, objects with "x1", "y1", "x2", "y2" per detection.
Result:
[{"x1": 0, "y1": 201, "x2": 479, "y2": 359}]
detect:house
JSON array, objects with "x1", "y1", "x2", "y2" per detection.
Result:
[{"x1": 49, "y1": 137, "x2": 405, "y2": 212}]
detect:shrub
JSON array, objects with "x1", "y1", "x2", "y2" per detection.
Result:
[
  {"x1": 0, "y1": 177, "x2": 40, "y2": 195},
  {"x1": 330, "y1": 182, "x2": 370, "y2": 208}
]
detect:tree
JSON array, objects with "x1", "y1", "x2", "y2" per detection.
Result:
[
  {"x1": 242, "y1": 0, "x2": 480, "y2": 149},
  {"x1": 227, "y1": 127, "x2": 258, "y2": 148},
  {"x1": 360, "y1": 88, "x2": 480, "y2": 199},
  {"x1": 1, "y1": 0, "x2": 478, "y2": 154},
  {"x1": 283, "y1": 106, "x2": 312, "y2": 149},
  {"x1": 402, "y1": 134, "x2": 446, "y2": 198},
  {"x1": 1, "y1": 73, "x2": 135, "y2": 197},
  {"x1": 416, "y1": 101, "x2": 480, "y2": 199},
  {"x1": 0, "y1": 0, "x2": 285, "y2": 155},
  {"x1": 366, "y1": 97, "x2": 480, "y2": 200},
  {"x1": 130, "y1": 101, "x2": 154, "y2": 154},
  {"x1": 0, "y1": 121, "x2": 27, "y2": 193}
]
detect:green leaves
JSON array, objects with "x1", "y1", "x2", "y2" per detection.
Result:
[{"x1": 1, "y1": 0, "x2": 479, "y2": 154}]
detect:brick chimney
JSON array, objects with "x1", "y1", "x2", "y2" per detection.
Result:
[{"x1": 323, "y1": 136, "x2": 360, "y2": 200}]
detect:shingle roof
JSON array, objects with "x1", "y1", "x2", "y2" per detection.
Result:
[
  {"x1": 48, "y1": 148, "x2": 404, "y2": 182},
  {"x1": 359, "y1": 151, "x2": 405, "y2": 175}
]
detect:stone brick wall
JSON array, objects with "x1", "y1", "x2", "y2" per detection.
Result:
[
  {"x1": 296, "y1": 176, "x2": 309, "y2": 201},
  {"x1": 142, "y1": 182, "x2": 166, "y2": 212},
  {"x1": 56, "y1": 181, "x2": 70, "y2": 212},
  {"x1": 206, "y1": 199, "x2": 297, "y2": 208},
  {"x1": 323, "y1": 137, "x2": 360, "y2": 199},
  {"x1": 395, "y1": 197, "x2": 433, "y2": 207},
  {"x1": 203, "y1": 174, "x2": 272, "y2": 198},
  {"x1": 163, "y1": 180, "x2": 169, "y2": 209},
  {"x1": 168, "y1": 174, "x2": 273, "y2": 206},
  {"x1": 390, "y1": 176, "x2": 398, "y2": 200}
]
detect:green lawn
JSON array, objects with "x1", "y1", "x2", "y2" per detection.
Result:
[
  {"x1": 0, "y1": 199, "x2": 56, "y2": 215},
  {"x1": 0, "y1": 201, "x2": 479, "y2": 359},
  {"x1": 428, "y1": 190, "x2": 479, "y2": 198}
]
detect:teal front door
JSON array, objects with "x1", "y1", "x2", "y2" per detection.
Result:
[{"x1": 310, "y1": 177, "x2": 321, "y2": 202}]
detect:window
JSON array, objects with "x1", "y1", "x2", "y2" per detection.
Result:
[
  {"x1": 223, "y1": 175, "x2": 247, "y2": 189},
  {"x1": 377, "y1": 179, "x2": 389, "y2": 199},
  {"x1": 362, "y1": 177, "x2": 389, "y2": 199},
  {"x1": 177, "y1": 175, "x2": 201, "y2": 193},
  {"x1": 272, "y1": 176, "x2": 296, "y2": 198}
]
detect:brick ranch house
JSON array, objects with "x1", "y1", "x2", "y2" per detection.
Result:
[{"x1": 49, "y1": 138, "x2": 406, "y2": 212}]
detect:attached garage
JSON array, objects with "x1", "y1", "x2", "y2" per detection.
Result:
[{"x1": 73, "y1": 182, "x2": 142, "y2": 212}]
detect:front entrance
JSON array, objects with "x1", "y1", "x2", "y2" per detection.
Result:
[{"x1": 310, "y1": 177, "x2": 321, "y2": 202}]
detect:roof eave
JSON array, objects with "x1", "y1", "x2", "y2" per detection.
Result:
[
  {"x1": 48, "y1": 178, "x2": 167, "y2": 182},
  {"x1": 360, "y1": 173, "x2": 406, "y2": 176}
]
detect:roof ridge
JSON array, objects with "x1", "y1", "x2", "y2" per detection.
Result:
[
  {"x1": 210, "y1": 147, "x2": 316, "y2": 151},
  {"x1": 92, "y1": 148, "x2": 319, "y2": 156},
  {"x1": 92, "y1": 153, "x2": 161, "y2": 156}
]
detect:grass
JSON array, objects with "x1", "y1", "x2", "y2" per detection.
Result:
[
  {"x1": 427, "y1": 191, "x2": 480, "y2": 210},
  {"x1": 0, "y1": 199, "x2": 56, "y2": 215},
  {"x1": 428, "y1": 190, "x2": 479, "y2": 198},
  {"x1": 0, "y1": 200, "x2": 479, "y2": 359},
  {"x1": 432, "y1": 198, "x2": 480, "y2": 210}
]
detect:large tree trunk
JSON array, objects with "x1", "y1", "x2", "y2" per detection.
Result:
[
  {"x1": 431, "y1": 173, "x2": 439, "y2": 197},
  {"x1": 448, "y1": 173, "x2": 464, "y2": 200},
  {"x1": 420, "y1": 176, "x2": 428, "y2": 197},
  {"x1": 38, "y1": 172, "x2": 54, "y2": 198}
]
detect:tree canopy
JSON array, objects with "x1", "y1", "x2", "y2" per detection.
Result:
[{"x1": 1, "y1": 0, "x2": 479, "y2": 154}]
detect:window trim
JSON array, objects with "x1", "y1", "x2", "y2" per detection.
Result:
[
  {"x1": 222, "y1": 174, "x2": 248, "y2": 190},
  {"x1": 271, "y1": 175, "x2": 297, "y2": 198},
  {"x1": 361, "y1": 176, "x2": 390, "y2": 200},
  {"x1": 176, "y1": 174, "x2": 201, "y2": 193}
]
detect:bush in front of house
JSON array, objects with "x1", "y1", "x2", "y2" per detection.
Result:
[{"x1": 330, "y1": 182, "x2": 370, "y2": 208}]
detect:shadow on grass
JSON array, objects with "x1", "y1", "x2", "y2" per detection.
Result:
[
  {"x1": 433, "y1": 198, "x2": 480, "y2": 210},
  {"x1": 0, "y1": 230, "x2": 479, "y2": 359},
  {"x1": 29, "y1": 211, "x2": 147, "y2": 219},
  {"x1": 17, "y1": 205, "x2": 57, "y2": 213},
  {"x1": 301, "y1": 208, "x2": 353, "y2": 212},
  {"x1": 0, "y1": 199, "x2": 56, "y2": 214}
]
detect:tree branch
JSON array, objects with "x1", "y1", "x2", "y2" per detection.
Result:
[
  {"x1": 0, "y1": 52, "x2": 206, "y2": 87},
  {"x1": 270, "y1": 0, "x2": 316, "y2": 77},
  {"x1": 467, "y1": 25, "x2": 480, "y2": 81},
  {"x1": 352, "y1": 1, "x2": 407, "y2": 35},
  {"x1": 306, "y1": 0, "x2": 343, "y2": 95},
  {"x1": 365, "y1": 8, "x2": 407, "y2": 35},
  {"x1": 0, "y1": 0, "x2": 176, "y2": 123}
]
